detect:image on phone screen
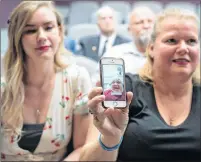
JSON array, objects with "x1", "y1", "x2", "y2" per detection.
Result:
[{"x1": 102, "y1": 64, "x2": 126, "y2": 102}]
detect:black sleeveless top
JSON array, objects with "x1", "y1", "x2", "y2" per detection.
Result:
[
  {"x1": 18, "y1": 123, "x2": 44, "y2": 153},
  {"x1": 18, "y1": 123, "x2": 73, "y2": 157}
]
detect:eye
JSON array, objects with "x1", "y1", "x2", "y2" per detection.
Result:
[
  {"x1": 166, "y1": 38, "x2": 177, "y2": 44},
  {"x1": 187, "y1": 39, "x2": 197, "y2": 45},
  {"x1": 135, "y1": 21, "x2": 143, "y2": 25},
  {"x1": 24, "y1": 29, "x2": 37, "y2": 34},
  {"x1": 45, "y1": 26, "x2": 53, "y2": 31}
]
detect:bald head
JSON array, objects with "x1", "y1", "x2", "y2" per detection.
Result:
[
  {"x1": 96, "y1": 6, "x2": 117, "y2": 36},
  {"x1": 96, "y1": 6, "x2": 116, "y2": 18},
  {"x1": 131, "y1": 6, "x2": 155, "y2": 18},
  {"x1": 128, "y1": 6, "x2": 156, "y2": 52}
]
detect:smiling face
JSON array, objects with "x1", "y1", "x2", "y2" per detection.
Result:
[
  {"x1": 149, "y1": 17, "x2": 200, "y2": 79},
  {"x1": 21, "y1": 6, "x2": 61, "y2": 61},
  {"x1": 111, "y1": 79, "x2": 123, "y2": 92}
]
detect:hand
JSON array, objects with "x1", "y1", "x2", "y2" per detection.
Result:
[{"x1": 87, "y1": 81, "x2": 133, "y2": 141}]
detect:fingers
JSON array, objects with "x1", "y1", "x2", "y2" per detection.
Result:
[
  {"x1": 96, "y1": 81, "x2": 101, "y2": 87},
  {"x1": 88, "y1": 95, "x2": 105, "y2": 112},
  {"x1": 88, "y1": 82, "x2": 104, "y2": 115},
  {"x1": 120, "y1": 92, "x2": 133, "y2": 113},
  {"x1": 93, "y1": 110, "x2": 107, "y2": 128},
  {"x1": 102, "y1": 92, "x2": 133, "y2": 115},
  {"x1": 127, "y1": 91, "x2": 133, "y2": 106},
  {"x1": 103, "y1": 107, "x2": 115, "y2": 116},
  {"x1": 88, "y1": 87, "x2": 103, "y2": 100},
  {"x1": 88, "y1": 91, "x2": 133, "y2": 114}
]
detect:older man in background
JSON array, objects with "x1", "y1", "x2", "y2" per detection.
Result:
[
  {"x1": 103, "y1": 6, "x2": 156, "y2": 74},
  {"x1": 77, "y1": 6, "x2": 130, "y2": 62}
]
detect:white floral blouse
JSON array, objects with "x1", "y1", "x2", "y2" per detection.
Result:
[{"x1": 1, "y1": 63, "x2": 92, "y2": 161}]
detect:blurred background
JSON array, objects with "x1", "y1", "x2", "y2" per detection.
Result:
[{"x1": 1, "y1": 0, "x2": 200, "y2": 55}]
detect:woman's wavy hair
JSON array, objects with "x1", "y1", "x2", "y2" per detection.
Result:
[
  {"x1": 139, "y1": 8, "x2": 200, "y2": 85},
  {"x1": 1, "y1": 1, "x2": 70, "y2": 136}
]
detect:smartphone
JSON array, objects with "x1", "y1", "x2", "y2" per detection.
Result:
[{"x1": 100, "y1": 57, "x2": 127, "y2": 108}]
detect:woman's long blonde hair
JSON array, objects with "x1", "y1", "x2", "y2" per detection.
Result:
[
  {"x1": 1, "y1": 1, "x2": 70, "y2": 136},
  {"x1": 139, "y1": 8, "x2": 200, "y2": 85}
]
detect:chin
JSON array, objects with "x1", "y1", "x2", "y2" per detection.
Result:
[
  {"x1": 172, "y1": 70, "x2": 193, "y2": 80},
  {"x1": 39, "y1": 53, "x2": 55, "y2": 60}
]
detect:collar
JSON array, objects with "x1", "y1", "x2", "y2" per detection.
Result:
[
  {"x1": 100, "y1": 32, "x2": 117, "y2": 42},
  {"x1": 125, "y1": 42, "x2": 146, "y2": 57}
]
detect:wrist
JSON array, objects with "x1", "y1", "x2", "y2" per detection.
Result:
[
  {"x1": 101, "y1": 135, "x2": 122, "y2": 147},
  {"x1": 99, "y1": 134, "x2": 123, "y2": 151}
]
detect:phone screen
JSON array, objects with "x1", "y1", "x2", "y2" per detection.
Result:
[{"x1": 101, "y1": 59, "x2": 127, "y2": 108}]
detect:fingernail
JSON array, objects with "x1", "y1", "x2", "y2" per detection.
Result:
[
  {"x1": 99, "y1": 95, "x2": 105, "y2": 100},
  {"x1": 98, "y1": 87, "x2": 103, "y2": 91}
]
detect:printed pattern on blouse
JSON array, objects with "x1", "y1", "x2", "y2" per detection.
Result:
[{"x1": 0, "y1": 64, "x2": 91, "y2": 161}]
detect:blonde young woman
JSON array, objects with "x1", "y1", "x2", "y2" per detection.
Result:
[
  {"x1": 1, "y1": 1, "x2": 93, "y2": 161},
  {"x1": 80, "y1": 8, "x2": 200, "y2": 161}
]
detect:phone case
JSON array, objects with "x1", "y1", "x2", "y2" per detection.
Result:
[{"x1": 99, "y1": 57, "x2": 128, "y2": 109}]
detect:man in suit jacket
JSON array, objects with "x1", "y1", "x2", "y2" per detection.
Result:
[
  {"x1": 102, "y1": 6, "x2": 156, "y2": 74},
  {"x1": 77, "y1": 6, "x2": 130, "y2": 62}
]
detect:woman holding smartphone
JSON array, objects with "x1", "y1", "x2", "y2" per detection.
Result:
[{"x1": 80, "y1": 8, "x2": 200, "y2": 161}]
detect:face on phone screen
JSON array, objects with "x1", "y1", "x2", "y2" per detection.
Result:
[{"x1": 101, "y1": 63, "x2": 127, "y2": 108}]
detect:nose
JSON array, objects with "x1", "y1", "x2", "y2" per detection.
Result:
[
  {"x1": 176, "y1": 41, "x2": 189, "y2": 54},
  {"x1": 143, "y1": 21, "x2": 151, "y2": 29},
  {"x1": 37, "y1": 28, "x2": 47, "y2": 43}
]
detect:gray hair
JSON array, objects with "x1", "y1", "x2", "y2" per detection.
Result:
[
  {"x1": 128, "y1": 6, "x2": 155, "y2": 24},
  {"x1": 95, "y1": 6, "x2": 118, "y2": 22}
]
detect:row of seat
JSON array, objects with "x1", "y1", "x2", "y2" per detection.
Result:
[
  {"x1": 56, "y1": 1, "x2": 200, "y2": 26},
  {"x1": 67, "y1": 24, "x2": 131, "y2": 41},
  {"x1": 0, "y1": 24, "x2": 131, "y2": 54},
  {"x1": 1, "y1": 1, "x2": 200, "y2": 54}
]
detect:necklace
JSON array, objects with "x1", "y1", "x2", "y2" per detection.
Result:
[
  {"x1": 169, "y1": 119, "x2": 174, "y2": 126},
  {"x1": 35, "y1": 109, "x2": 46, "y2": 123},
  {"x1": 168, "y1": 107, "x2": 190, "y2": 126},
  {"x1": 36, "y1": 109, "x2": 41, "y2": 123},
  {"x1": 36, "y1": 109, "x2": 40, "y2": 116}
]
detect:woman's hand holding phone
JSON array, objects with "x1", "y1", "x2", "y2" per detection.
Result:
[{"x1": 87, "y1": 81, "x2": 133, "y2": 144}]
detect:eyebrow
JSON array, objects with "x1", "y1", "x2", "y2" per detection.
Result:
[{"x1": 25, "y1": 21, "x2": 53, "y2": 27}]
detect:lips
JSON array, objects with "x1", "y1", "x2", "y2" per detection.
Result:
[
  {"x1": 172, "y1": 58, "x2": 189, "y2": 62},
  {"x1": 112, "y1": 85, "x2": 120, "y2": 89},
  {"x1": 37, "y1": 46, "x2": 50, "y2": 51},
  {"x1": 172, "y1": 58, "x2": 190, "y2": 65}
]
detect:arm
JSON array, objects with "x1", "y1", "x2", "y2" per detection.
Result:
[
  {"x1": 71, "y1": 39, "x2": 76, "y2": 54},
  {"x1": 79, "y1": 75, "x2": 134, "y2": 161},
  {"x1": 79, "y1": 119, "x2": 121, "y2": 161},
  {"x1": 63, "y1": 66, "x2": 93, "y2": 161},
  {"x1": 78, "y1": 85, "x2": 133, "y2": 161},
  {"x1": 63, "y1": 114, "x2": 93, "y2": 161}
]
